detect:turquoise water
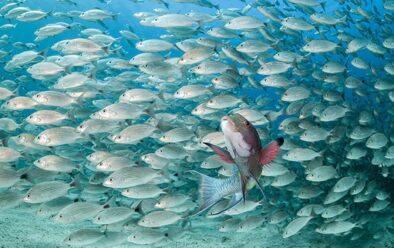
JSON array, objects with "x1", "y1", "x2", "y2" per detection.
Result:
[{"x1": 0, "y1": 0, "x2": 393, "y2": 247}]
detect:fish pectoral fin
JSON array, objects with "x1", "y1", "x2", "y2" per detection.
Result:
[
  {"x1": 211, "y1": 194, "x2": 242, "y2": 216},
  {"x1": 259, "y1": 137, "x2": 284, "y2": 165},
  {"x1": 203, "y1": 142, "x2": 234, "y2": 163}
]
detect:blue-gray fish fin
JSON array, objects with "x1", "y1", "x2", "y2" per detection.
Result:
[
  {"x1": 185, "y1": 171, "x2": 226, "y2": 217},
  {"x1": 210, "y1": 193, "x2": 242, "y2": 216}
]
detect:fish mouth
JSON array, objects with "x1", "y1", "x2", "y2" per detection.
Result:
[{"x1": 220, "y1": 115, "x2": 238, "y2": 132}]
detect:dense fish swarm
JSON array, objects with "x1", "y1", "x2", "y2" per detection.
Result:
[{"x1": 0, "y1": 0, "x2": 393, "y2": 247}]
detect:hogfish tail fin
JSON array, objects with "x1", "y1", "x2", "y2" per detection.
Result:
[{"x1": 185, "y1": 171, "x2": 229, "y2": 217}]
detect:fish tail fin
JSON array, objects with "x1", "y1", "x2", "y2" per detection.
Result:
[
  {"x1": 185, "y1": 170, "x2": 227, "y2": 217},
  {"x1": 103, "y1": 195, "x2": 116, "y2": 208},
  {"x1": 339, "y1": 15, "x2": 347, "y2": 24},
  {"x1": 210, "y1": 193, "x2": 242, "y2": 216}
]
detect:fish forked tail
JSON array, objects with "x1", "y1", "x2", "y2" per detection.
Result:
[{"x1": 183, "y1": 170, "x2": 230, "y2": 218}]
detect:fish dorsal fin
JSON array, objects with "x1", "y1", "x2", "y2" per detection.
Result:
[
  {"x1": 203, "y1": 142, "x2": 234, "y2": 163},
  {"x1": 259, "y1": 137, "x2": 284, "y2": 165}
]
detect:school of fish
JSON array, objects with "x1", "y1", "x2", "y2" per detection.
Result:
[{"x1": 0, "y1": 0, "x2": 393, "y2": 247}]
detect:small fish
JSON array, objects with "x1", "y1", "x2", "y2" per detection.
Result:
[
  {"x1": 138, "y1": 210, "x2": 182, "y2": 227},
  {"x1": 283, "y1": 216, "x2": 313, "y2": 238},
  {"x1": 103, "y1": 167, "x2": 161, "y2": 188}
]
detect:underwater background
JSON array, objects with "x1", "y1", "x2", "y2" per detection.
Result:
[{"x1": 0, "y1": 0, "x2": 393, "y2": 247}]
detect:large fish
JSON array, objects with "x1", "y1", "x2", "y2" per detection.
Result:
[{"x1": 192, "y1": 113, "x2": 283, "y2": 215}]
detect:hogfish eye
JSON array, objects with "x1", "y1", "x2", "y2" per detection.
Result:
[
  {"x1": 133, "y1": 235, "x2": 136, "y2": 239},
  {"x1": 79, "y1": 125, "x2": 83, "y2": 129},
  {"x1": 37, "y1": 136, "x2": 41, "y2": 140},
  {"x1": 103, "y1": 109, "x2": 106, "y2": 113},
  {"x1": 59, "y1": 215, "x2": 63, "y2": 218},
  {"x1": 27, "y1": 194, "x2": 30, "y2": 198},
  {"x1": 154, "y1": 18, "x2": 158, "y2": 21}
]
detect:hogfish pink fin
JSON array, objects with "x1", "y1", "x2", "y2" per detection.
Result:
[
  {"x1": 203, "y1": 142, "x2": 234, "y2": 163},
  {"x1": 259, "y1": 137, "x2": 284, "y2": 165}
]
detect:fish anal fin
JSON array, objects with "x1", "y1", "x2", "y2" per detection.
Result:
[
  {"x1": 240, "y1": 174, "x2": 248, "y2": 203},
  {"x1": 250, "y1": 173, "x2": 266, "y2": 201}
]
